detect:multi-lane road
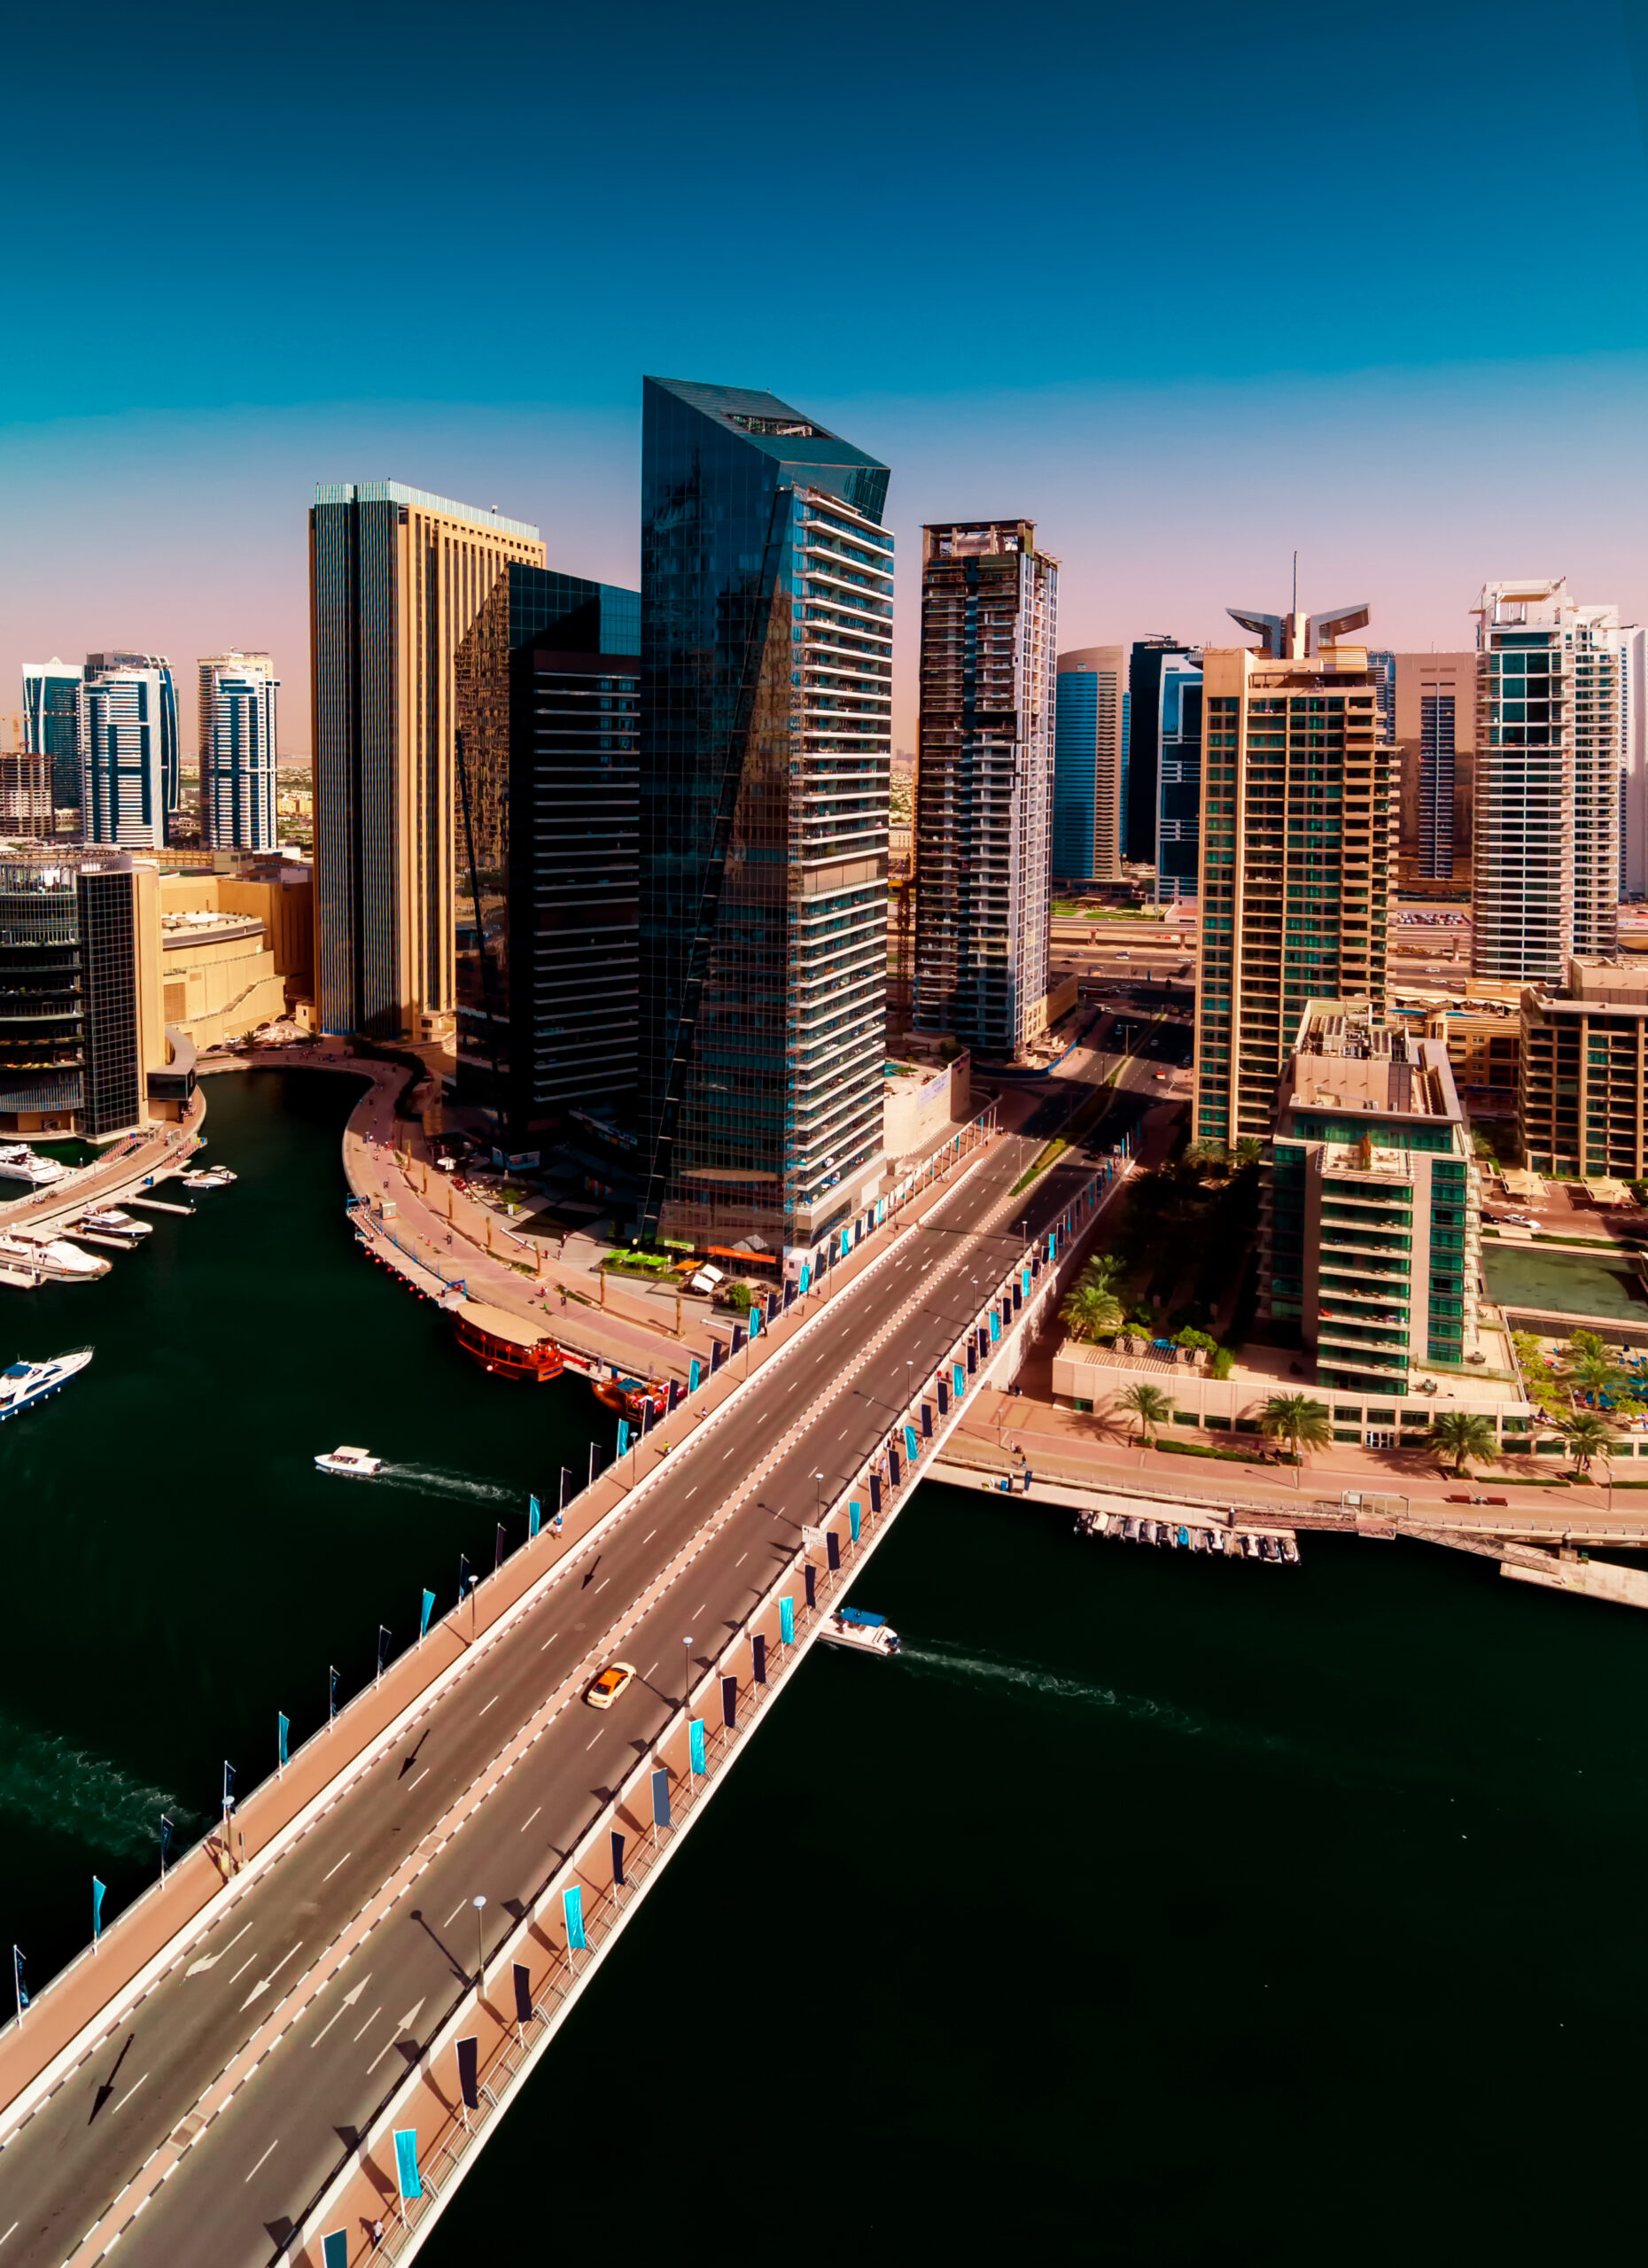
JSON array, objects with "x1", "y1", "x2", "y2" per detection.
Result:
[{"x1": 0, "y1": 1130, "x2": 1102, "y2": 2268}]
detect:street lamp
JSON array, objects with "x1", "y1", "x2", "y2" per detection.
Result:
[
  {"x1": 473, "y1": 1894, "x2": 487, "y2": 1990},
  {"x1": 813, "y1": 1471, "x2": 825, "y2": 1523},
  {"x1": 682, "y1": 1635, "x2": 694, "y2": 1710}
]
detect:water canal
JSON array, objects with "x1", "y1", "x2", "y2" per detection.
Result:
[{"x1": 2, "y1": 1073, "x2": 1644, "y2": 2261}]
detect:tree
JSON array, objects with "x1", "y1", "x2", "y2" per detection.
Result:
[
  {"x1": 1061, "y1": 1284, "x2": 1123, "y2": 1342},
  {"x1": 1565, "y1": 1348, "x2": 1627, "y2": 1403},
  {"x1": 1562, "y1": 1411, "x2": 1614, "y2": 1475},
  {"x1": 1117, "y1": 1382, "x2": 1175, "y2": 1446},
  {"x1": 1077, "y1": 1252, "x2": 1123, "y2": 1299},
  {"x1": 1426, "y1": 1410, "x2": 1499, "y2": 1478},
  {"x1": 1232, "y1": 1136, "x2": 1263, "y2": 1169},
  {"x1": 1256, "y1": 1393, "x2": 1332, "y2": 1483}
]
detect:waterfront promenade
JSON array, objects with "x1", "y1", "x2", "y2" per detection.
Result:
[
  {"x1": 0, "y1": 1090, "x2": 206, "y2": 1248},
  {"x1": 0, "y1": 1117, "x2": 1112, "y2": 2266}
]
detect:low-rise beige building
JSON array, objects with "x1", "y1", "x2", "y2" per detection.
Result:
[
  {"x1": 156, "y1": 866, "x2": 314, "y2": 1049},
  {"x1": 1520, "y1": 957, "x2": 1648, "y2": 1179},
  {"x1": 883, "y1": 1045, "x2": 971, "y2": 1163}
]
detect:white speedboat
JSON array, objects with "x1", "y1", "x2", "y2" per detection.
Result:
[
  {"x1": 315, "y1": 1444, "x2": 383, "y2": 1478},
  {"x1": 181, "y1": 1168, "x2": 236, "y2": 1190},
  {"x1": 79, "y1": 1209, "x2": 153, "y2": 1240},
  {"x1": 0, "y1": 1148, "x2": 66, "y2": 1185},
  {"x1": 0, "y1": 1348, "x2": 93, "y2": 1421},
  {"x1": 818, "y1": 1606, "x2": 900, "y2": 1658},
  {"x1": 0, "y1": 1234, "x2": 108, "y2": 1280}
]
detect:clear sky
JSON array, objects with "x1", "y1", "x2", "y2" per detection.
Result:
[{"x1": 5, "y1": 0, "x2": 1648, "y2": 752}]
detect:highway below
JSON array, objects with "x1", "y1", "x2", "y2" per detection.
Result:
[{"x1": 0, "y1": 1131, "x2": 1100, "y2": 2268}]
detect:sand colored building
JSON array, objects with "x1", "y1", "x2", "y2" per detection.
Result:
[
  {"x1": 155, "y1": 866, "x2": 314, "y2": 1050},
  {"x1": 1518, "y1": 957, "x2": 1648, "y2": 1180},
  {"x1": 1388, "y1": 650, "x2": 1474, "y2": 890}
]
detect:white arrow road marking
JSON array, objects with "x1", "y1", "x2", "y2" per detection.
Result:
[
  {"x1": 240, "y1": 1941, "x2": 303, "y2": 2010},
  {"x1": 309, "y1": 1977, "x2": 369, "y2": 2048},
  {"x1": 366, "y1": 1998, "x2": 424, "y2": 2076},
  {"x1": 185, "y1": 1921, "x2": 251, "y2": 1977}
]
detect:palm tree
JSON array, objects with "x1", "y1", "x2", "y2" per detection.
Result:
[
  {"x1": 1256, "y1": 1392, "x2": 1332, "y2": 1485},
  {"x1": 1060, "y1": 1283, "x2": 1123, "y2": 1342},
  {"x1": 1562, "y1": 1411, "x2": 1614, "y2": 1476},
  {"x1": 1074, "y1": 1252, "x2": 1123, "y2": 1302},
  {"x1": 1564, "y1": 1348, "x2": 1627, "y2": 1404},
  {"x1": 1232, "y1": 1136, "x2": 1264, "y2": 1169},
  {"x1": 1426, "y1": 1410, "x2": 1499, "y2": 1479},
  {"x1": 1117, "y1": 1382, "x2": 1175, "y2": 1447}
]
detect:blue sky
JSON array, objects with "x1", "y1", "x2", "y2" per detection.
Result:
[{"x1": 5, "y1": 0, "x2": 1648, "y2": 748}]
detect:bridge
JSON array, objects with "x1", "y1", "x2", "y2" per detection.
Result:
[{"x1": 0, "y1": 1125, "x2": 1126, "y2": 2267}]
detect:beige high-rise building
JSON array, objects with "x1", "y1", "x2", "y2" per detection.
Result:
[
  {"x1": 310, "y1": 484, "x2": 544, "y2": 1045},
  {"x1": 1193, "y1": 598, "x2": 1395, "y2": 1148}
]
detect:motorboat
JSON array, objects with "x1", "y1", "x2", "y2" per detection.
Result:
[
  {"x1": 0, "y1": 1234, "x2": 108, "y2": 1280},
  {"x1": 315, "y1": 1444, "x2": 383, "y2": 1478},
  {"x1": 180, "y1": 1168, "x2": 236, "y2": 1190},
  {"x1": 818, "y1": 1606, "x2": 900, "y2": 1658},
  {"x1": 0, "y1": 1348, "x2": 93, "y2": 1421},
  {"x1": 0, "y1": 1147, "x2": 66, "y2": 1185},
  {"x1": 78, "y1": 1209, "x2": 153, "y2": 1241}
]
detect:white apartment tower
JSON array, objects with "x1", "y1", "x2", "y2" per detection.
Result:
[
  {"x1": 1619, "y1": 624, "x2": 1645, "y2": 899},
  {"x1": 914, "y1": 519, "x2": 1057, "y2": 1060},
  {"x1": 198, "y1": 651, "x2": 278, "y2": 850},
  {"x1": 1473, "y1": 578, "x2": 1621, "y2": 983},
  {"x1": 81, "y1": 661, "x2": 168, "y2": 849}
]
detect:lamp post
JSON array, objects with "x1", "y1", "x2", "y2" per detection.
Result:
[
  {"x1": 682, "y1": 1635, "x2": 694, "y2": 1711},
  {"x1": 473, "y1": 1893, "x2": 487, "y2": 1991}
]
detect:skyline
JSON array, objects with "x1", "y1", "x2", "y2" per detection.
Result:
[{"x1": 7, "y1": 0, "x2": 1648, "y2": 753}]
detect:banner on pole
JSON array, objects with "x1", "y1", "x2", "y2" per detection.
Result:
[
  {"x1": 1022, "y1": 1265, "x2": 1031, "y2": 1297},
  {"x1": 921, "y1": 1402, "x2": 933, "y2": 1439},
  {"x1": 618, "y1": 1418, "x2": 630, "y2": 1456},
  {"x1": 989, "y1": 1309, "x2": 1001, "y2": 1344},
  {"x1": 329, "y1": 1666, "x2": 338, "y2": 1721},
  {"x1": 92, "y1": 1878, "x2": 105, "y2": 1940},
  {"x1": 800, "y1": 1262, "x2": 811, "y2": 1294},
  {"x1": 377, "y1": 1625, "x2": 391, "y2": 1677},
  {"x1": 780, "y1": 1594, "x2": 796, "y2": 1644},
  {"x1": 752, "y1": 1631, "x2": 767, "y2": 1683},
  {"x1": 651, "y1": 1767, "x2": 671, "y2": 1828},
  {"x1": 513, "y1": 1960, "x2": 533, "y2": 2026},
  {"x1": 420, "y1": 1588, "x2": 435, "y2": 1641},
  {"x1": 494, "y1": 1522, "x2": 506, "y2": 1573},
  {"x1": 277, "y1": 1713, "x2": 290, "y2": 1768},
  {"x1": 749, "y1": 1303, "x2": 761, "y2": 1339},
  {"x1": 689, "y1": 1355, "x2": 703, "y2": 1392},
  {"x1": 529, "y1": 1493, "x2": 541, "y2": 1539},
  {"x1": 393, "y1": 2128, "x2": 422, "y2": 2202},
  {"x1": 12, "y1": 1946, "x2": 26, "y2": 2014},
  {"x1": 904, "y1": 1423, "x2": 920, "y2": 1463},
  {"x1": 730, "y1": 1322, "x2": 745, "y2": 1355},
  {"x1": 838, "y1": 1230, "x2": 850, "y2": 1260},
  {"x1": 721, "y1": 1674, "x2": 738, "y2": 1728},
  {"x1": 564, "y1": 1884, "x2": 587, "y2": 1952},
  {"x1": 827, "y1": 1530, "x2": 841, "y2": 1572},
  {"x1": 610, "y1": 1829, "x2": 626, "y2": 1889},
  {"x1": 849, "y1": 1500, "x2": 861, "y2": 1542},
  {"x1": 889, "y1": 1447, "x2": 901, "y2": 1486},
  {"x1": 689, "y1": 1717, "x2": 707, "y2": 1776},
  {"x1": 321, "y1": 2234, "x2": 349, "y2": 2268},
  {"x1": 937, "y1": 1378, "x2": 949, "y2": 1415},
  {"x1": 869, "y1": 1472, "x2": 882, "y2": 1512},
  {"x1": 456, "y1": 2035, "x2": 480, "y2": 2109},
  {"x1": 804, "y1": 1562, "x2": 817, "y2": 1607},
  {"x1": 967, "y1": 1340, "x2": 977, "y2": 1375},
  {"x1": 953, "y1": 1362, "x2": 966, "y2": 1399}
]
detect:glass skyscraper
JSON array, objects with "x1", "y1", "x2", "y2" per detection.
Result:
[
  {"x1": 454, "y1": 567, "x2": 640, "y2": 1151},
  {"x1": 22, "y1": 659, "x2": 82, "y2": 814},
  {"x1": 1154, "y1": 652, "x2": 1204, "y2": 902},
  {"x1": 1125, "y1": 636, "x2": 1194, "y2": 869},
  {"x1": 198, "y1": 653, "x2": 278, "y2": 851},
  {"x1": 83, "y1": 654, "x2": 179, "y2": 836},
  {"x1": 81, "y1": 658, "x2": 174, "y2": 850},
  {"x1": 637, "y1": 377, "x2": 892, "y2": 1261},
  {"x1": 1053, "y1": 646, "x2": 1124, "y2": 882}
]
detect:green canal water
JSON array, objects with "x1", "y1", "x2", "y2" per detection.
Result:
[{"x1": 4, "y1": 1074, "x2": 1647, "y2": 2262}]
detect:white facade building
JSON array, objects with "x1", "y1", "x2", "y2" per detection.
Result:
[
  {"x1": 198, "y1": 651, "x2": 278, "y2": 850},
  {"x1": 1473, "y1": 578, "x2": 1620, "y2": 984},
  {"x1": 1620, "y1": 624, "x2": 1645, "y2": 899},
  {"x1": 81, "y1": 663, "x2": 168, "y2": 849}
]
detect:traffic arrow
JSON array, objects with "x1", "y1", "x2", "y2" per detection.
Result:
[
  {"x1": 240, "y1": 1941, "x2": 303, "y2": 2010},
  {"x1": 185, "y1": 1922, "x2": 251, "y2": 1978},
  {"x1": 393, "y1": 1997, "x2": 425, "y2": 2038},
  {"x1": 309, "y1": 1975, "x2": 369, "y2": 2048}
]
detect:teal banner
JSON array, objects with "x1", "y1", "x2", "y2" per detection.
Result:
[
  {"x1": 618, "y1": 1418, "x2": 630, "y2": 1456},
  {"x1": 321, "y1": 2235, "x2": 348, "y2": 2268},
  {"x1": 689, "y1": 1355, "x2": 702, "y2": 1391},
  {"x1": 529, "y1": 1493, "x2": 541, "y2": 1539},
  {"x1": 989, "y1": 1309, "x2": 1001, "y2": 1344},
  {"x1": 953, "y1": 1362, "x2": 966, "y2": 1399},
  {"x1": 780, "y1": 1595, "x2": 795, "y2": 1644},
  {"x1": 749, "y1": 1303, "x2": 762, "y2": 1339},
  {"x1": 419, "y1": 1589, "x2": 435, "y2": 1641},
  {"x1": 393, "y1": 2128, "x2": 422, "y2": 2202},
  {"x1": 689, "y1": 1717, "x2": 707, "y2": 1775},
  {"x1": 564, "y1": 1884, "x2": 587, "y2": 1952},
  {"x1": 1022, "y1": 1265, "x2": 1031, "y2": 1296},
  {"x1": 800, "y1": 1262, "x2": 811, "y2": 1294},
  {"x1": 277, "y1": 1712, "x2": 289, "y2": 1768},
  {"x1": 903, "y1": 1423, "x2": 919, "y2": 1463},
  {"x1": 850, "y1": 1499, "x2": 861, "y2": 1542},
  {"x1": 92, "y1": 1877, "x2": 105, "y2": 1940}
]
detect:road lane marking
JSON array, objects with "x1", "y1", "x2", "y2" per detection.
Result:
[
  {"x1": 539, "y1": 1631, "x2": 558, "y2": 1651},
  {"x1": 444, "y1": 1900, "x2": 465, "y2": 1926},
  {"x1": 111, "y1": 2074, "x2": 148, "y2": 2114},
  {"x1": 478, "y1": 1696, "x2": 499, "y2": 1716},
  {"x1": 353, "y1": 2006, "x2": 382, "y2": 2042},
  {"x1": 595, "y1": 1577, "x2": 610, "y2": 1593},
  {"x1": 242, "y1": 1941, "x2": 304, "y2": 2009},
  {"x1": 642, "y1": 1528, "x2": 657, "y2": 1542},
  {"x1": 520, "y1": 1806, "x2": 541, "y2": 1832},
  {"x1": 586, "y1": 1729, "x2": 602, "y2": 1749},
  {"x1": 245, "y1": 2139, "x2": 278, "y2": 2184},
  {"x1": 311, "y1": 1979, "x2": 369, "y2": 2047},
  {"x1": 228, "y1": 1954, "x2": 256, "y2": 1984},
  {"x1": 735, "y1": 1553, "x2": 747, "y2": 1566},
  {"x1": 322, "y1": 1851, "x2": 352, "y2": 1883},
  {"x1": 408, "y1": 1767, "x2": 429, "y2": 1790},
  {"x1": 684, "y1": 1487, "x2": 696, "y2": 1499},
  {"x1": 186, "y1": 1920, "x2": 252, "y2": 1977},
  {"x1": 643, "y1": 1660, "x2": 657, "y2": 1676}
]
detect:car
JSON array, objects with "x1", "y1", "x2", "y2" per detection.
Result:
[
  {"x1": 585, "y1": 1661, "x2": 637, "y2": 1710},
  {"x1": 1154, "y1": 1069, "x2": 1169, "y2": 1081}
]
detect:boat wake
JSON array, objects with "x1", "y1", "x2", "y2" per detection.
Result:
[
  {"x1": 374, "y1": 1462, "x2": 517, "y2": 1506},
  {"x1": 0, "y1": 1715, "x2": 189, "y2": 1857},
  {"x1": 899, "y1": 1638, "x2": 1205, "y2": 1741}
]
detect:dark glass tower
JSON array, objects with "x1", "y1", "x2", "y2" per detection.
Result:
[
  {"x1": 1125, "y1": 636, "x2": 1193, "y2": 867},
  {"x1": 638, "y1": 377, "x2": 892, "y2": 1260},
  {"x1": 454, "y1": 567, "x2": 640, "y2": 1150}
]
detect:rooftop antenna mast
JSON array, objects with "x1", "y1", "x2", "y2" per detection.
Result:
[{"x1": 1292, "y1": 549, "x2": 1298, "y2": 616}]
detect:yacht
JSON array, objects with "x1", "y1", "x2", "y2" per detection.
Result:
[
  {"x1": 0, "y1": 1147, "x2": 66, "y2": 1185},
  {"x1": 0, "y1": 1348, "x2": 93, "y2": 1421},
  {"x1": 315, "y1": 1444, "x2": 383, "y2": 1479},
  {"x1": 818, "y1": 1606, "x2": 901, "y2": 1658},
  {"x1": 180, "y1": 1168, "x2": 236, "y2": 1190},
  {"x1": 78, "y1": 1209, "x2": 153, "y2": 1241},
  {"x1": 0, "y1": 1234, "x2": 108, "y2": 1280}
]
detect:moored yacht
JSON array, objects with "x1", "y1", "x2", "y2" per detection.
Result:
[
  {"x1": 0, "y1": 1348, "x2": 93, "y2": 1421},
  {"x1": 0, "y1": 1233, "x2": 109, "y2": 1280},
  {"x1": 0, "y1": 1146, "x2": 66, "y2": 1185},
  {"x1": 77, "y1": 1209, "x2": 154, "y2": 1242}
]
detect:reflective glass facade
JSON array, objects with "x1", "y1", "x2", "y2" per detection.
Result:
[
  {"x1": 454, "y1": 567, "x2": 640, "y2": 1145},
  {"x1": 637, "y1": 377, "x2": 892, "y2": 1254},
  {"x1": 1125, "y1": 636, "x2": 1193, "y2": 866},
  {"x1": 22, "y1": 662, "x2": 82, "y2": 812},
  {"x1": 0, "y1": 859, "x2": 144, "y2": 1135},
  {"x1": 1052, "y1": 646, "x2": 1124, "y2": 882},
  {"x1": 1155, "y1": 654, "x2": 1203, "y2": 901},
  {"x1": 84, "y1": 654, "x2": 178, "y2": 828},
  {"x1": 81, "y1": 665, "x2": 168, "y2": 849}
]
